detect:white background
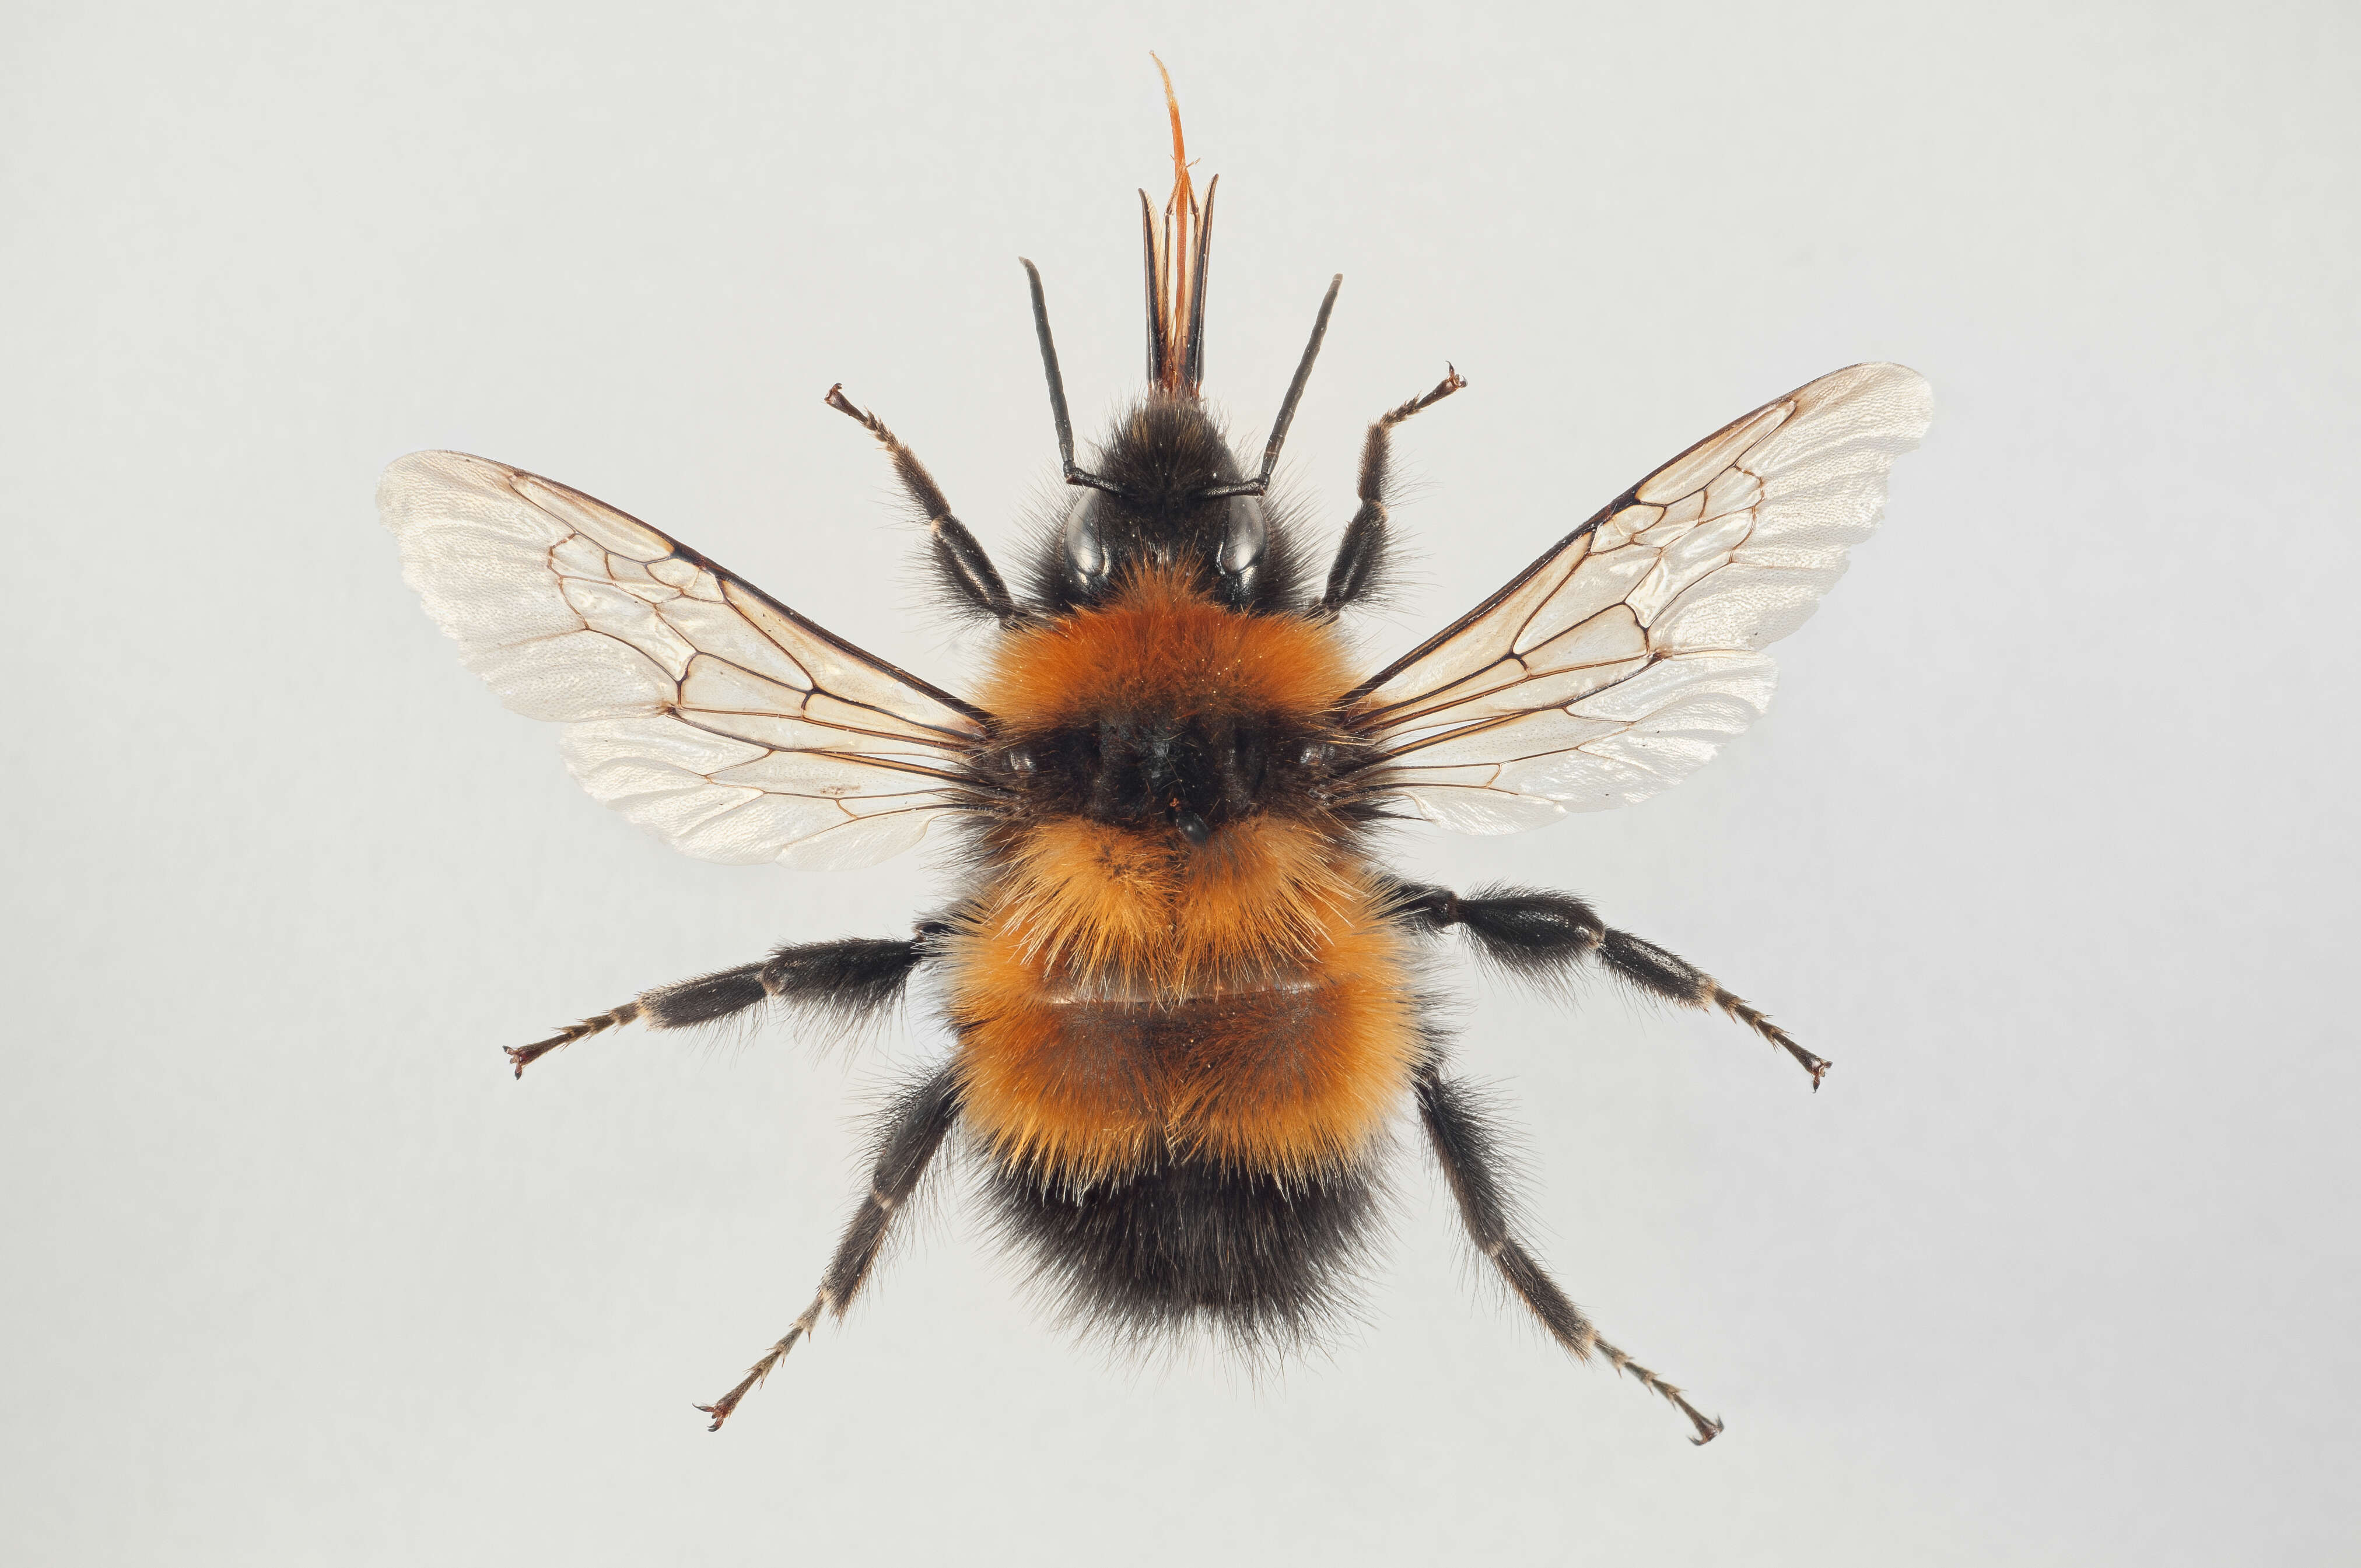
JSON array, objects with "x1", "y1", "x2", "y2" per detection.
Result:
[{"x1": 6, "y1": 3, "x2": 2355, "y2": 1563}]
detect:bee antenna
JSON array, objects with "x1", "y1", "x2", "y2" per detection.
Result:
[
  {"x1": 1201, "y1": 273, "x2": 1341, "y2": 501},
  {"x1": 1020, "y1": 258, "x2": 1123, "y2": 496}
]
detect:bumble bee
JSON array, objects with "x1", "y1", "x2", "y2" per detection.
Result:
[{"x1": 380, "y1": 72, "x2": 1930, "y2": 1444}]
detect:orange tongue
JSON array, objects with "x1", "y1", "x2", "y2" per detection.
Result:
[
  {"x1": 1144, "y1": 55, "x2": 1212, "y2": 394},
  {"x1": 1155, "y1": 50, "x2": 1194, "y2": 356}
]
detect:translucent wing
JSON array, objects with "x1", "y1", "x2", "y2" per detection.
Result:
[
  {"x1": 380, "y1": 451, "x2": 987, "y2": 871},
  {"x1": 1350, "y1": 363, "x2": 1932, "y2": 833}
]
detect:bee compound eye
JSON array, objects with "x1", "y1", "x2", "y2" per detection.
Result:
[
  {"x1": 1000, "y1": 746, "x2": 1036, "y2": 775},
  {"x1": 1063, "y1": 493, "x2": 1109, "y2": 593},
  {"x1": 1221, "y1": 498, "x2": 1266, "y2": 573},
  {"x1": 1217, "y1": 496, "x2": 1267, "y2": 599}
]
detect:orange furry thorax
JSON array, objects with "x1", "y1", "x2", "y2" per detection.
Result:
[{"x1": 975, "y1": 564, "x2": 1357, "y2": 736}]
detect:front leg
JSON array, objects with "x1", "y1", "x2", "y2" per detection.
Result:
[
  {"x1": 1398, "y1": 885, "x2": 1831, "y2": 1089},
  {"x1": 824, "y1": 384, "x2": 1019, "y2": 625},
  {"x1": 506, "y1": 927, "x2": 944, "y2": 1078},
  {"x1": 1320, "y1": 367, "x2": 1467, "y2": 615}
]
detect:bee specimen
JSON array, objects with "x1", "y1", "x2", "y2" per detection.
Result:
[{"x1": 381, "y1": 76, "x2": 1930, "y2": 1443}]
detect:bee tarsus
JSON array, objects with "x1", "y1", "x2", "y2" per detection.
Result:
[
  {"x1": 696, "y1": 1288, "x2": 825, "y2": 1433},
  {"x1": 507, "y1": 1003, "x2": 643, "y2": 1079},
  {"x1": 702, "y1": 1071, "x2": 960, "y2": 1433},
  {"x1": 1417, "y1": 1067, "x2": 1725, "y2": 1444}
]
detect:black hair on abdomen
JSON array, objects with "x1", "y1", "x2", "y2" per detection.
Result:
[{"x1": 980, "y1": 1147, "x2": 1388, "y2": 1360}]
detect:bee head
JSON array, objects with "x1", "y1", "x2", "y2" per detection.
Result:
[
  {"x1": 1017, "y1": 61, "x2": 1335, "y2": 620},
  {"x1": 1057, "y1": 400, "x2": 1267, "y2": 610}
]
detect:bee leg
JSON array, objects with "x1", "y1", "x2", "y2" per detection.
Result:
[
  {"x1": 698, "y1": 1067, "x2": 962, "y2": 1431},
  {"x1": 1397, "y1": 885, "x2": 1830, "y2": 1090},
  {"x1": 506, "y1": 932, "x2": 938, "y2": 1078},
  {"x1": 1319, "y1": 366, "x2": 1469, "y2": 615},
  {"x1": 1415, "y1": 1064, "x2": 1724, "y2": 1446},
  {"x1": 822, "y1": 383, "x2": 1020, "y2": 625}
]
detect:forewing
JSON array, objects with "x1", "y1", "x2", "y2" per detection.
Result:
[
  {"x1": 380, "y1": 451, "x2": 987, "y2": 870},
  {"x1": 1352, "y1": 363, "x2": 1931, "y2": 832}
]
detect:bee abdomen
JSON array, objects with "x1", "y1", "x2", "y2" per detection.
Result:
[{"x1": 981, "y1": 1146, "x2": 1386, "y2": 1354}]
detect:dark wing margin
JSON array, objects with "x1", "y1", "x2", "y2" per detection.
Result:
[
  {"x1": 1346, "y1": 364, "x2": 1933, "y2": 833},
  {"x1": 380, "y1": 451, "x2": 989, "y2": 870}
]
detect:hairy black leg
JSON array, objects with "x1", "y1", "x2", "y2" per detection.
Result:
[
  {"x1": 822, "y1": 384, "x2": 1018, "y2": 625},
  {"x1": 1320, "y1": 366, "x2": 1468, "y2": 615},
  {"x1": 506, "y1": 931, "x2": 940, "y2": 1078},
  {"x1": 698, "y1": 1067, "x2": 962, "y2": 1430},
  {"x1": 1398, "y1": 885, "x2": 1830, "y2": 1089},
  {"x1": 1416, "y1": 1067, "x2": 1723, "y2": 1445}
]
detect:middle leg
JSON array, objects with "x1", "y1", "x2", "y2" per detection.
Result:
[
  {"x1": 507, "y1": 929, "x2": 941, "y2": 1078},
  {"x1": 1397, "y1": 885, "x2": 1831, "y2": 1089}
]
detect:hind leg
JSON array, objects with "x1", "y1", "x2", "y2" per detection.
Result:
[
  {"x1": 698, "y1": 1067, "x2": 962, "y2": 1430},
  {"x1": 1416, "y1": 1064, "x2": 1723, "y2": 1444}
]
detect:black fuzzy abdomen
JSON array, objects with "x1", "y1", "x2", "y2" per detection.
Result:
[{"x1": 983, "y1": 1151, "x2": 1385, "y2": 1355}]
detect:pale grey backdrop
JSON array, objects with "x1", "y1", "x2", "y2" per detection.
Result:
[{"x1": 5, "y1": 2, "x2": 2355, "y2": 1563}]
